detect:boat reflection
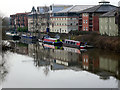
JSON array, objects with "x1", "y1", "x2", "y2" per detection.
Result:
[{"x1": 9, "y1": 41, "x2": 120, "y2": 81}]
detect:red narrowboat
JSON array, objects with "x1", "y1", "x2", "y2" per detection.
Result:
[{"x1": 63, "y1": 39, "x2": 86, "y2": 49}]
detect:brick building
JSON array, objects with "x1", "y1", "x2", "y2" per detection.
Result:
[
  {"x1": 50, "y1": 5, "x2": 93, "y2": 33},
  {"x1": 82, "y1": 54, "x2": 99, "y2": 70},
  {"x1": 79, "y1": 1, "x2": 116, "y2": 32},
  {"x1": 10, "y1": 14, "x2": 16, "y2": 29},
  {"x1": 10, "y1": 12, "x2": 29, "y2": 31}
]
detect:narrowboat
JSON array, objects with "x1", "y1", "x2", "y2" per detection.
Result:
[
  {"x1": 63, "y1": 39, "x2": 86, "y2": 49},
  {"x1": 20, "y1": 34, "x2": 37, "y2": 44},
  {"x1": 43, "y1": 38, "x2": 63, "y2": 46},
  {"x1": 6, "y1": 32, "x2": 20, "y2": 40}
]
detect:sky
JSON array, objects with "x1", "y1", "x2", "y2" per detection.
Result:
[{"x1": 0, "y1": 0, "x2": 120, "y2": 17}]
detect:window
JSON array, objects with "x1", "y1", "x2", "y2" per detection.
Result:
[
  {"x1": 86, "y1": 59, "x2": 88, "y2": 63},
  {"x1": 68, "y1": 41, "x2": 70, "y2": 44},
  {"x1": 83, "y1": 20, "x2": 85, "y2": 23},
  {"x1": 73, "y1": 42, "x2": 75, "y2": 45},
  {"x1": 84, "y1": 58, "x2": 85, "y2": 62},
  {"x1": 84, "y1": 27, "x2": 85, "y2": 31},
  {"x1": 86, "y1": 27, "x2": 88, "y2": 31},
  {"x1": 83, "y1": 14, "x2": 85, "y2": 17},
  {"x1": 86, "y1": 20, "x2": 88, "y2": 23}
]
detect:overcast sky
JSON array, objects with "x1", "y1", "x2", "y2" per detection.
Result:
[{"x1": 0, "y1": 0, "x2": 119, "y2": 17}]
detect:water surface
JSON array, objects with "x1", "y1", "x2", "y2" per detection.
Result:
[{"x1": 1, "y1": 42, "x2": 120, "y2": 88}]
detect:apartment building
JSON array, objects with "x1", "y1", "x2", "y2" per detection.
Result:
[
  {"x1": 28, "y1": 5, "x2": 71, "y2": 32},
  {"x1": 50, "y1": 16, "x2": 79, "y2": 33},
  {"x1": 10, "y1": 14, "x2": 16, "y2": 29},
  {"x1": 99, "y1": 8, "x2": 120, "y2": 36},
  {"x1": 79, "y1": 1, "x2": 117, "y2": 32},
  {"x1": 28, "y1": 6, "x2": 49, "y2": 32},
  {"x1": 50, "y1": 5, "x2": 93, "y2": 33},
  {"x1": 10, "y1": 12, "x2": 29, "y2": 31}
]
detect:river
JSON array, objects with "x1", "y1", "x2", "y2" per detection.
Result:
[{"x1": 1, "y1": 41, "x2": 120, "y2": 88}]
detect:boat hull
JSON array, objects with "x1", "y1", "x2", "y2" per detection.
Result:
[
  {"x1": 43, "y1": 41, "x2": 63, "y2": 46},
  {"x1": 63, "y1": 43, "x2": 87, "y2": 49}
]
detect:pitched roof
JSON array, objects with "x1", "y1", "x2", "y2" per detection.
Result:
[
  {"x1": 80, "y1": 4, "x2": 117, "y2": 13},
  {"x1": 48, "y1": 5, "x2": 73, "y2": 13},
  {"x1": 56, "y1": 5, "x2": 94, "y2": 13},
  {"x1": 100, "y1": 8, "x2": 117, "y2": 17}
]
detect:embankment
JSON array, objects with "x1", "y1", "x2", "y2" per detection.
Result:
[
  {"x1": 48, "y1": 32, "x2": 120, "y2": 53},
  {"x1": 74, "y1": 34, "x2": 120, "y2": 53}
]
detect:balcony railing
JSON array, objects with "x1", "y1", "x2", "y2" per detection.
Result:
[
  {"x1": 89, "y1": 25, "x2": 93, "y2": 27},
  {"x1": 89, "y1": 18, "x2": 93, "y2": 20}
]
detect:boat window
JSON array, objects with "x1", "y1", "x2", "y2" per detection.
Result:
[
  {"x1": 73, "y1": 42, "x2": 75, "y2": 45},
  {"x1": 57, "y1": 39, "x2": 60, "y2": 41},
  {"x1": 68, "y1": 41, "x2": 70, "y2": 44}
]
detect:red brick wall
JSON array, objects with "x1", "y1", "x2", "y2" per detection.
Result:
[
  {"x1": 92, "y1": 59, "x2": 99, "y2": 69},
  {"x1": 15, "y1": 14, "x2": 28, "y2": 28},
  {"x1": 82, "y1": 13, "x2": 89, "y2": 31},
  {"x1": 82, "y1": 55, "x2": 89, "y2": 69},
  {"x1": 92, "y1": 16, "x2": 99, "y2": 32}
]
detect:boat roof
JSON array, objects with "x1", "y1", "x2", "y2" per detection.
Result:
[
  {"x1": 45, "y1": 38, "x2": 59, "y2": 40},
  {"x1": 64, "y1": 39, "x2": 80, "y2": 43}
]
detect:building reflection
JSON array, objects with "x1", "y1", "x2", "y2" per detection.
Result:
[
  {"x1": 0, "y1": 52, "x2": 9, "y2": 86},
  {"x1": 9, "y1": 41, "x2": 28, "y2": 55},
  {"x1": 81, "y1": 49, "x2": 120, "y2": 80},
  {"x1": 9, "y1": 42, "x2": 120, "y2": 81}
]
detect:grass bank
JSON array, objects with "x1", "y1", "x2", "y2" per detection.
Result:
[{"x1": 74, "y1": 34, "x2": 120, "y2": 53}]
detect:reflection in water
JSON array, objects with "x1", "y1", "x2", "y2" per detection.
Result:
[
  {"x1": 0, "y1": 51, "x2": 10, "y2": 89},
  {"x1": 2, "y1": 41, "x2": 120, "y2": 88}
]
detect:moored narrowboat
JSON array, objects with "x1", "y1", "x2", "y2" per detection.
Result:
[
  {"x1": 63, "y1": 39, "x2": 86, "y2": 49},
  {"x1": 6, "y1": 32, "x2": 20, "y2": 40},
  {"x1": 43, "y1": 38, "x2": 63, "y2": 46}
]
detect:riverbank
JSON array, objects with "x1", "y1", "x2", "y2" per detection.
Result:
[
  {"x1": 48, "y1": 32, "x2": 120, "y2": 53},
  {"x1": 4, "y1": 31, "x2": 120, "y2": 53},
  {"x1": 74, "y1": 34, "x2": 120, "y2": 53}
]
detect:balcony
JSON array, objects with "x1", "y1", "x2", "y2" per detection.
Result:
[
  {"x1": 89, "y1": 18, "x2": 93, "y2": 20},
  {"x1": 79, "y1": 18, "x2": 82, "y2": 20},
  {"x1": 89, "y1": 23, "x2": 92, "y2": 25},
  {"x1": 89, "y1": 25, "x2": 93, "y2": 27},
  {"x1": 79, "y1": 25, "x2": 82, "y2": 26}
]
